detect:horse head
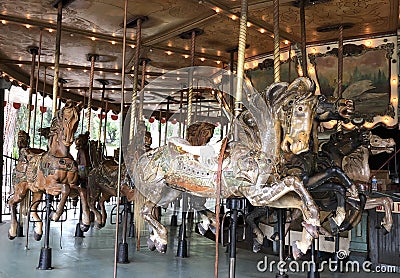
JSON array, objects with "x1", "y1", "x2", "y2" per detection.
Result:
[
  {"x1": 369, "y1": 134, "x2": 395, "y2": 155},
  {"x1": 17, "y1": 130, "x2": 30, "y2": 149},
  {"x1": 267, "y1": 77, "x2": 318, "y2": 155},
  {"x1": 50, "y1": 100, "x2": 82, "y2": 147},
  {"x1": 186, "y1": 122, "x2": 216, "y2": 146},
  {"x1": 75, "y1": 131, "x2": 90, "y2": 151}
]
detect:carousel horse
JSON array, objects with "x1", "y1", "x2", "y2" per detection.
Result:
[
  {"x1": 245, "y1": 82, "x2": 366, "y2": 252},
  {"x1": 339, "y1": 131, "x2": 395, "y2": 232},
  {"x1": 131, "y1": 77, "x2": 321, "y2": 260},
  {"x1": 8, "y1": 100, "x2": 90, "y2": 240}
]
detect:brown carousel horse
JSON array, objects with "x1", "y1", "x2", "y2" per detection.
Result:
[
  {"x1": 131, "y1": 77, "x2": 321, "y2": 260},
  {"x1": 8, "y1": 100, "x2": 90, "y2": 240}
]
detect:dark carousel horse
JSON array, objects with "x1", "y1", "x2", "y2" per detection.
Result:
[
  {"x1": 328, "y1": 129, "x2": 395, "y2": 232},
  {"x1": 245, "y1": 80, "x2": 365, "y2": 252},
  {"x1": 8, "y1": 100, "x2": 91, "y2": 240},
  {"x1": 131, "y1": 77, "x2": 321, "y2": 260}
]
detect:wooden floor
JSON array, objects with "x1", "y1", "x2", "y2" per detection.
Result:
[{"x1": 0, "y1": 206, "x2": 398, "y2": 278}]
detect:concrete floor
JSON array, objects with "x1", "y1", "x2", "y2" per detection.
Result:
[{"x1": 0, "y1": 207, "x2": 398, "y2": 278}]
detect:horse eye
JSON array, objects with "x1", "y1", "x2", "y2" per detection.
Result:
[
  {"x1": 288, "y1": 100, "x2": 294, "y2": 106},
  {"x1": 298, "y1": 106, "x2": 303, "y2": 111}
]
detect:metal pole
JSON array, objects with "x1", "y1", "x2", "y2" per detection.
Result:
[
  {"x1": 103, "y1": 98, "x2": 108, "y2": 147},
  {"x1": 27, "y1": 47, "x2": 38, "y2": 133},
  {"x1": 52, "y1": 1, "x2": 63, "y2": 117},
  {"x1": 138, "y1": 58, "x2": 149, "y2": 122},
  {"x1": 114, "y1": 0, "x2": 128, "y2": 276},
  {"x1": 0, "y1": 79, "x2": 10, "y2": 223},
  {"x1": 300, "y1": 0, "x2": 308, "y2": 77}
]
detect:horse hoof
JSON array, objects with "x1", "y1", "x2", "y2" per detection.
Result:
[
  {"x1": 197, "y1": 223, "x2": 207, "y2": 236},
  {"x1": 270, "y1": 232, "x2": 279, "y2": 241},
  {"x1": 253, "y1": 239, "x2": 262, "y2": 253},
  {"x1": 292, "y1": 242, "x2": 304, "y2": 260},
  {"x1": 147, "y1": 238, "x2": 156, "y2": 251},
  {"x1": 209, "y1": 225, "x2": 216, "y2": 235},
  {"x1": 8, "y1": 232, "x2": 16, "y2": 240},
  {"x1": 34, "y1": 231, "x2": 42, "y2": 241},
  {"x1": 328, "y1": 218, "x2": 339, "y2": 235},
  {"x1": 80, "y1": 223, "x2": 90, "y2": 232},
  {"x1": 155, "y1": 241, "x2": 167, "y2": 253}
]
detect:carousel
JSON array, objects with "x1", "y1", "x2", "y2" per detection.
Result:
[{"x1": 0, "y1": 0, "x2": 399, "y2": 277}]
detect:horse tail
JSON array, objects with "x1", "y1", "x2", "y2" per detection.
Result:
[{"x1": 134, "y1": 188, "x2": 146, "y2": 251}]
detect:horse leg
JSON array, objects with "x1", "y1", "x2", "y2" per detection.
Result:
[
  {"x1": 99, "y1": 193, "x2": 111, "y2": 227},
  {"x1": 30, "y1": 192, "x2": 44, "y2": 241},
  {"x1": 245, "y1": 207, "x2": 268, "y2": 252},
  {"x1": 241, "y1": 176, "x2": 320, "y2": 260},
  {"x1": 8, "y1": 182, "x2": 29, "y2": 240},
  {"x1": 365, "y1": 197, "x2": 393, "y2": 233},
  {"x1": 76, "y1": 186, "x2": 91, "y2": 232},
  {"x1": 305, "y1": 166, "x2": 358, "y2": 197},
  {"x1": 49, "y1": 184, "x2": 70, "y2": 221},
  {"x1": 141, "y1": 200, "x2": 168, "y2": 253}
]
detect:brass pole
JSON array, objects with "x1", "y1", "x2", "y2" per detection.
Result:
[
  {"x1": 273, "y1": 0, "x2": 280, "y2": 83},
  {"x1": 103, "y1": 99, "x2": 108, "y2": 147},
  {"x1": 98, "y1": 83, "x2": 106, "y2": 148},
  {"x1": 186, "y1": 30, "x2": 196, "y2": 130},
  {"x1": 32, "y1": 30, "x2": 43, "y2": 147},
  {"x1": 114, "y1": 0, "x2": 128, "y2": 276},
  {"x1": 337, "y1": 25, "x2": 344, "y2": 98},
  {"x1": 52, "y1": 1, "x2": 63, "y2": 117},
  {"x1": 129, "y1": 18, "x2": 142, "y2": 141},
  {"x1": 336, "y1": 24, "x2": 344, "y2": 132},
  {"x1": 138, "y1": 58, "x2": 147, "y2": 121},
  {"x1": 27, "y1": 47, "x2": 38, "y2": 134},
  {"x1": 234, "y1": 0, "x2": 247, "y2": 119},
  {"x1": 87, "y1": 54, "x2": 97, "y2": 135},
  {"x1": 300, "y1": 0, "x2": 308, "y2": 77},
  {"x1": 39, "y1": 66, "x2": 47, "y2": 149}
]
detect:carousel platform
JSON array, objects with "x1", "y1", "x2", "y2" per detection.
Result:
[{"x1": 0, "y1": 207, "x2": 398, "y2": 278}]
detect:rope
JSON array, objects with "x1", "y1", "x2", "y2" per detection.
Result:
[
  {"x1": 214, "y1": 137, "x2": 228, "y2": 278},
  {"x1": 273, "y1": 0, "x2": 280, "y2": 82}
]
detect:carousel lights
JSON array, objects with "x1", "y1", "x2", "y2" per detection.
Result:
[
  {"x1": 183, "y1": 54, "x2": 189, "y2": 59},
  {"x1": 246, "y1": 22, "x2": 252, "y2": 27},
  {"x1": 284, "y1": 40, "x2": 289, "y2": 45},
  {"x1": 25, "y1": 24, "x2": 31, "y2": 28},
  {"x1": 111, "y1": 40, "x2": 116, "y2": 45},
  {"x1": 1, "y1": 20, "x2": 6, "y2": 24},
  {"x1": 216, "y1": 60, "x2": 221, "y2": 64},
  {"x1": 259, "y1": 28, "x2": 265, "y2": 34},
  {"x1": 166, "y1": 51, "x2": 173, "y2": 55},
  {"x1": 231, "y1": 15, "x2": 237, "y2": 20},
  {"x1": 48, "y1": 28, "x2": 53, "y2": 33},
  {"x1": 365, "y1": 40, "x2": 372, "y2": 47},
  {"x1": 91, "y1": 36, "x2": 96, "y2": 41},
  {"x1": 200, "y1": 57, "x2": 206, "y2": 62},
  {"x1": 130, "y1": 44, "x2": 135, "y2": 48},
  {"x1": 391, "y1": 77, "x2": 397, "y2": 85},
  {"x1": 213, "y1": 7, "x2": 221, "y2": 13}
]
